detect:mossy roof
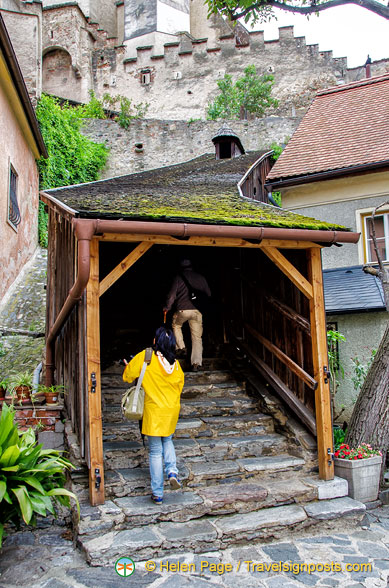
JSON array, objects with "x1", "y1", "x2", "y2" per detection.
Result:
[{"x1": 45, "y1": 152, "x2": 350, "y2": 231}]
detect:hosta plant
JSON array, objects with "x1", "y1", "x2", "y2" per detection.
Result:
[{"x1": 0, "y1": 403, "x2": 79, "y2": 547}]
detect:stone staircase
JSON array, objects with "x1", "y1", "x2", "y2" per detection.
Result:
[{"x1": 70, "y1": 356, "x2": 366, "y2": 566}]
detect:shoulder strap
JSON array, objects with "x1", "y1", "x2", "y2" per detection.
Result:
[
  {"x1": 131, "y1": 349, "x2": 152, "y2": 413},
  {"x1": 180, "y1": 273, "x2": 195, "y2": 296}
]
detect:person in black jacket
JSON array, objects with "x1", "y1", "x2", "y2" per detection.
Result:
[{"x1": 163, "y1": 259, "x2": 211, "y2": 371}]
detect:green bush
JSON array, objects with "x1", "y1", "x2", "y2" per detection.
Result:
[
  {"x1": 36, "y1": 94, "x2": 109, "y2": 247},
  {"x1": 0, "y1": 403, "x2": 79, "y2": 546},
  {"x1": 207, "y1": 65, "x2": 278, "y2": 120}
]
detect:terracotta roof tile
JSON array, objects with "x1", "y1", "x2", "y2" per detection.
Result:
[{"x1": 267, "y1": 74, "x2": 389, "y2": 182}]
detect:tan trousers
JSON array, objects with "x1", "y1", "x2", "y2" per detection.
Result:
[{"x1": 172, "y1": 309, "x2": 203, "y2": 366}]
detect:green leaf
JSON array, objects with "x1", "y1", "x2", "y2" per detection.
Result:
[
  {"x1": 47, "y1": 488, "x2": 80, "y2": 518},
  {"x1": 0, "y1": 480, "x2": 6, "y2": 502},
  {"x1": 0, "y1": 523, "x2": 3, "y2": 548},
  {"x1": 29, "y1": 492, "x2": 49, "y2": 517},
  {"x1": 0, "y1": 410, "x2": 14, "y2": 446},
  {"x1": 12, "y1": 486, "x2": 33, "y2": 524},
  {"x1": 23, "y1": 477, "x2": 46, "y2": 495},
  {"x1": 0, "y1": 445, "x2": 20, "y2": 467},
  {"x1": 3, "y1": 490, "x2": 12, "y2": 504},
  {"x1": 1, "y1": 465, "x2": 20, "y2": 472}
]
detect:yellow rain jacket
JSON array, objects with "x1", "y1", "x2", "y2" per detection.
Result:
[{"x1": 123, "y1": 349, "x2": 184, "y2": 437}]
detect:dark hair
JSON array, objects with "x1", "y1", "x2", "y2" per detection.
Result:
[{"x1": 153, "y1": 326, "x2": 176, "y2": 365}]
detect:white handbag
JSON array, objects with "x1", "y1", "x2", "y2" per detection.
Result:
[{"x1": 121, "y1": 348, "x2": 153, "y2": 420}]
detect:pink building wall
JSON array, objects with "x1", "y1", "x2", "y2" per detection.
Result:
[{"x1": 0, "y1": 85, "x2": 40, "y2": 300}]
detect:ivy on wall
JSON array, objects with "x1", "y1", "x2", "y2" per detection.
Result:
[{"x1": 36, "y1": 94, "x2": 109, "y2": 246}]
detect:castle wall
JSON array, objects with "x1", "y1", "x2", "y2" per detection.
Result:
[
  {"x1": 1, "y1": 2, "x2": 42, "y2": 104},
  {"x1": 81, "y1": 116, "x2": 299, "y2": 178},
  {"x1": 42, "y1": 0, "x2": 118, "y2": 36},
  {"x1": 92, "y1": 26, "x2": 351, "y2": 120},
  {"x1": 40, "y1": 5, "x2": 389, "y2": 121},
  {"x1": 42, "y1": 5, "x2": 95, "y2": 103}
]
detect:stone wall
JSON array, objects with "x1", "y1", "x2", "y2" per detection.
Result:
[
  {"x1": 81, "y1": 116, "x2": 299, "y2": 178},
  {"x1": 1, "y1": 1, "x2": 42, "y2": 104}
]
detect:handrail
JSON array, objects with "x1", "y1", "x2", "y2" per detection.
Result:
[
  {"x1": 244, "y1": 323, "x2": 318, "y2": 390},
  {"x1": 232, "y1": 332, "x2": 317, "y2": 435}
]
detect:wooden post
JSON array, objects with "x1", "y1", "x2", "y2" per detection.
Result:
[
  {"x1": 307, "y1": 247, "x2": 334, "y2": 480},
  {"x1": 86, "y1": 238, "x2": 105, "y2": 505}
]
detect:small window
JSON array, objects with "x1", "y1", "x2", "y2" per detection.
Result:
[
  {"x1": 140, "y1": 70, "x2": 151, "y2": 85},
  {"x1": 363, "y1": 212, "x2": 389, "y2": 263},
  {"x1": 8, "y1": 166, "x2": 21, "y2": 229}
]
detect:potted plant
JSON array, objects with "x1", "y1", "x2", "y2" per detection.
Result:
[
  {"x1": 0, "y1": 378, "x2": 9, "y2": 401},
  {"x1": 37, "y1": 384, "x2": 65, "y2": 406},
  {"x1": 9, "y1": 371, "x2": 33, "y2": 404},
  {"x1": 334, "y1": 443, "x2": 383, "y2": 502}
]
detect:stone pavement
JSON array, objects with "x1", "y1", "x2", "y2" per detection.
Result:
[{"x1": 1, "y1": 504, "x2": 388, "y2": 588}]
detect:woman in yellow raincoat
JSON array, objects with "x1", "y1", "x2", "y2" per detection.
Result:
[{"x1": 123, "y1": 326, "x2": 184, "y2": 504}]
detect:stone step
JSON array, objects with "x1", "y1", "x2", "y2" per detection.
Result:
[
  {"x1": 76, "y1": 474, "x2": 349, "y2": 539},
  {"x1": 102, "y1": 453, "x2": 306, "y2": 494},
  {"x1": 101, "y1": 381, "x2": 246, "y2": 405},
  {"x1": 103, "y1": 433, "x2": 289, "y2": 470},
  {"x1": 102, "y1": 358, "x2": 229, "y2": 379},
  {"x1": 101, "y1": 369, "x2": 235, "y2": 388},
  {"x1": 79, "y1": 495, "x2": 366, "y2": 566},
  {"x1": 102, "y1": 413, "x2": 275, "y2": 443},
  {"x1": 102, "y1": 394, "x2": 261, "y2": 423}
]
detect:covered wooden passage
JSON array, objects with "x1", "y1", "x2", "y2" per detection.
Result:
[{"x1": 41, "y1": 151, "x2": 359, "y2": 505}]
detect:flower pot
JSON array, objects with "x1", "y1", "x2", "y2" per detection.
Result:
[
  {"x1": 44, "y1": 392, "x2": 59, "y2": 406},
  {"x1": 334, "y1": 455, "x2": 382, "y2": 502},
  {"x1": 15, "y1": 385, "x2": 32, "y2": 404}
]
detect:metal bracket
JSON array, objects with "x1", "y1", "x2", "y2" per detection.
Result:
[
  {"x1": 95, "y1": 467, "x2": 101, "y2": 489},
  {"x1": 323, "y1": 366, "x2": 331, "y2": 384},
  {"x1": 91, "y1": 372, "x2": 96, "y2": 394},
  {"x1": 327, "y1": 447, "x2": 334, "y2": 466}
]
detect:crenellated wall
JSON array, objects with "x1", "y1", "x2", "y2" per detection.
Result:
[{"x1": 40, "y1": 4, "x2": 389, "y2": 120}]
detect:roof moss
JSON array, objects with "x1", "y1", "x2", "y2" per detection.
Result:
[{"x1": 46, "y1": 152, "x2": 350, "y2": 231}]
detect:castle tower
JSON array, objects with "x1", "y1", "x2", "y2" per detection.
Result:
[
  {"x1": 190, "y1": 0, "x2": 230, "y2": 46},
  {"x1": 124, "y1": 0, "x2": 190, "y2": 57}
]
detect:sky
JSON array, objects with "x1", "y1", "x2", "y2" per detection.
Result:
[{"x1": 250, "y1": 4, "x2": 389, "y2": 68}]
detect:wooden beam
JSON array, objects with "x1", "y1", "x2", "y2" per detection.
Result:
[
  {"x1": 261, "y1": 246, "x2": 314, "y2": 300},
  {"x1": 98, "y1": 233, "x2": 320, "y2": 249},
  {"x1": 99, "y1": 242, "x2": 153, "y2": 297},
  {"x1": 237, "y1": 337, "x2": 316, "y2": 435},
  {"x1": 86, "y1": 238, "x2": 105, "y2": 505},
  {"x1": 245, "y1": 323, "x2": 317, "y2": 390},
  {"x1": 241, "y1": 276, "x2": 311, "y2": 334},
  {"x1": 265, "y1": 293, "x2": 311, "y2": 334},
  {"x1": 307, "y1": 247, "x2": 334, "y2": 481}
]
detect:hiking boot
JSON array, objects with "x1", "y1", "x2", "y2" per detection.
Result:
[
  {"x1": 168, "y1": 473, "x2": 182, "y2": 490},
  {"x1": 151, "y1": 495, "x2": 163, "y2": 504},
  {"x1": 176, "y1": 348, "x2": 187, "y2": 358},
  {"x1": 191, "y1": 363, "x2": 201, "y2": 372}
]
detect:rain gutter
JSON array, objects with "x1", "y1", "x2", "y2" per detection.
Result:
[
  {"x1": 266, "y1": 160, "x2": 389, "y2": 190},
  {"x1": 44, "y1": 199, "x2": 359, "y2": 385}
]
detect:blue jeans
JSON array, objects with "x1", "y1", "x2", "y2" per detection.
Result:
[{"x1": 147, "y1": 435, "x2": 178, "y2": 498}]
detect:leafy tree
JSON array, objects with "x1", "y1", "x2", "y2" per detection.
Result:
[
  {"x1": 206, "y1": 0, "x2": 389, "y2": 24},
  {"x1": 207, "y1": 65, "x2": 278, "y2": 120}
]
